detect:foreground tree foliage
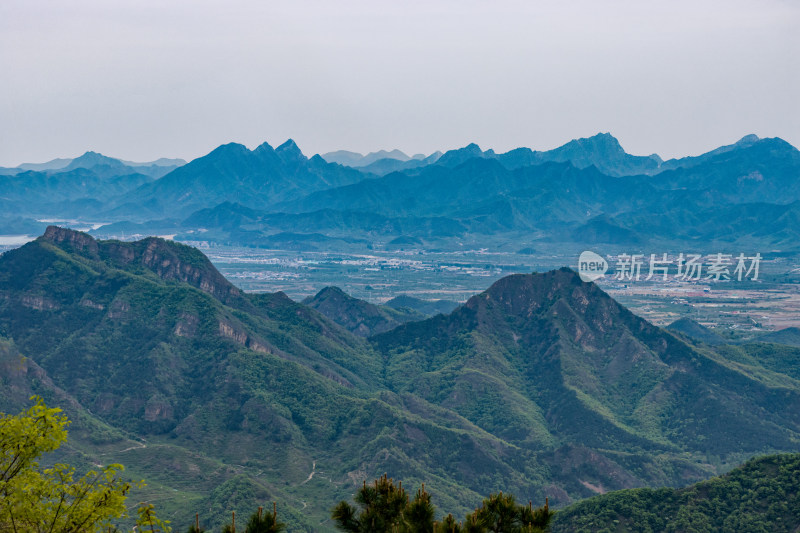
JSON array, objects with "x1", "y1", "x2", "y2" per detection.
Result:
[
  {"x1": 469, "y1": 492, "x2": 552, "y2": 533},
  {"x1": 243, "y1": 505, "x2": 286, "y2": 533},
  {"x1": 332, "y1": 474, "x2": 553, "y2": 532},
  {"x1": 0, "y1": 397, "x2": 135, "y2": 533},
  {"x1": 136, "y1": 502, "x2": 172, "y2": 533},
  {"x1": 217, "y1": 506, "x2": 286, "y2": 533}
]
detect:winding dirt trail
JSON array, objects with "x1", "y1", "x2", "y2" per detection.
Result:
[
  {"x1": 92, "y1": 440, "x2": 147, "y2": 466},
  {"x1": 113, "y1": 441, "x2": 147, "y2": 454},
  {"x1": 301, "y1": 460, "x2": 317, "y2": 485}
]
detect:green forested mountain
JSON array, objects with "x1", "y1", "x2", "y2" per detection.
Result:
[
  {"x1": 551, "y1": 453, "x2": 800, "y2": 532},
  {"x1": 384, "y1": 295, "x2": 460, "y2": 317},
  {"x1": 2, "y1": 229, "x2": 800, "y2": 530},
  {"x1": 0, "y1": 228, "x2": 543, "y2": 529},
  {"x1": 666, "y1": 318, "x2": 727, "y2": 346},
  {"x1": 374, "y1": 268, "x2": 800, "y2": 471},
  {"x1": 303, "y1": 286, "x2": 424, "y2": 337},
  {"x1": 755, "y1": 327, "x2": 800, "y2": 348}
]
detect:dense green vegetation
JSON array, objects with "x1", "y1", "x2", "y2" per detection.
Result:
[
  {"x1": 0, "y1": 396, "x2": 290, "y2": 533},
  {"x1": 551, "y1": 453, "x2": 800, "y2": 532},
  {"x1": 3, "y1": 230, "x2": 800, "y2": 530},
  {"x1": 7, "y1": 395, "x2": 798, "y2": 532},
  {"x1": 384, "y1": 296, "x2": 459, "y2": 318},
  {"x1": 331, "y1": 474, "x2": 553, "y2": 532},
  {"x1": 0, "y1": 397, "x2": 126, "y2": 532}
]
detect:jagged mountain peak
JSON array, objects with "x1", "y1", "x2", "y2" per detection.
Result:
[
  {"x1": 376, "y1": 267, "x2": 800, "y2": 466},
  {"x1": 442, "y1": 143, "x2": 484, "y2": 156},
  {"x1": 275, "y1": 138, "x2": 307, "y2": 162},
  {"x1": 537, "y1": 133, "x2": 663, "y2": 173},
  {"x1": 42, "y1": 225, "x2": 99, "y2": 254},
  {"x1": 589, "y1": 131, "x2": 621, "y2": 143},
  {"x1": 561, "y1": 133, "x2": 625, "y2": 156},
  {"x1": 657, "y1": 134, "x2": 797, "y2": 174},
  {"x1": 462, "y1": 142, "x2": 483, "y2": 153},
  {"x1": 253, "y1": 141, "x2": 275, "y2": 153},
  {"x1": 277, "y1": 138, "x2": 300, "y2": 152},
  {"x1": 65, "y1": 151, "x2": 125, "y2": 170},
  {"x1": 435, "y1": 143, "x2": 488, "y2": 167},
  {"x1": 375, "y1": 268, "x2": 624, "y2": 346},
  {"x1": 112, "y1": 136, "x2": 372, "y2": 217}
]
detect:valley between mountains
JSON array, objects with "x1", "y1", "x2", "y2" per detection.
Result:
[{"x1": 2, "y1": 227, "x2": 800, "y2": 530}]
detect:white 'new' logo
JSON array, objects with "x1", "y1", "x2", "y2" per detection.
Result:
[{"x1": 578, "y1": 251, "x2": 608, "y2": 282}]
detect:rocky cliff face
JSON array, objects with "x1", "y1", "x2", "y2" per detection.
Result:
[
  {"x1": 42, "y1": 225, "x2": 100, "y2": 254},
  {"x1": 41, "y1": 226, "x2": 243, "y2": 306}
]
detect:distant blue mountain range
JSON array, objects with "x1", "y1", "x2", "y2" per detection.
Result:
[{"x1": 2, "y1": 133, "x2": 798, "y2": 252}]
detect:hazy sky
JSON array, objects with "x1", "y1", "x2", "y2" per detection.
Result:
[{"x1": 1, "y1": 0, "x2": 798, "y2": 166}]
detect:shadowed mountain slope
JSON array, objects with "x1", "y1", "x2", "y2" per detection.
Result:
[
  {"x1": 384, "y1": 295, "x2": 460, "y2": 317},
  {"x1": 278, "y1": 158, "x2": 658, "y2": 225},
  {"x1": 666, "y1": 317, "x2": 727, "y2": 346},
  {"x1": 303, "y1": 286, "x2": 424, "y2": 337},
  {"x1": 756, "y1": 327, "x2": 800, "y2": 348}
]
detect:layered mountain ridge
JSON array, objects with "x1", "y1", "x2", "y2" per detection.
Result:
[
  {"x1": 106, "y1": 139, "x2": 371, "y2": 219},
  {"x1": 3, "y1": 229, "x2": 800, "y2": 529},
  {"x1": 6, "y1": 132, "x2": 800, "y2": 252}
]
